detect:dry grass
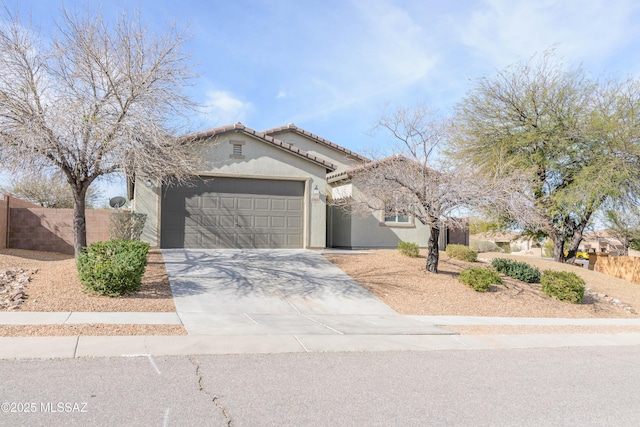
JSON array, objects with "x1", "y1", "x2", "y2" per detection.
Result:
[{"x1": 324, "y1": 249, "x2": 640, "y2": 319}]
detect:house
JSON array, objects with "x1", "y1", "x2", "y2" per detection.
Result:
[
  {"x1": 132, "y1": 123, "x2": 468, "y2": 249},
  {"x1": 581, "y1": 230, "x2": 627, "y2": 255},
  {"x1": 470, "y1": 231, "x2": 537, "y2": 252}
]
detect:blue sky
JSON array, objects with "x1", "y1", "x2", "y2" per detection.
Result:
[{"x1": 7, "y1": 0, "x2": 640, "y2": 202}]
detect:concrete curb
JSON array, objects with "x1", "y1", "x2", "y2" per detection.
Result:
[
  {"x1": 1, "y1": 333, "x2": 640, "y2": 360},
  {"x1": 408, "y1": 315, "x2": 640, "y2": 326},
  {"x1": 0, "y1": 312, "x2": 183, "y2": 325}
]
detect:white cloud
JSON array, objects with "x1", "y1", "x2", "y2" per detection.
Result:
[
  {"x1": 200, "y1": 90, "x2": 252, "y2": 127},
  {"x1": 276, "y1": 90, "x2": 288, "y2": 99},
  {"x1": 459, "y1": 0, "x2": 640, "y2": 69}
]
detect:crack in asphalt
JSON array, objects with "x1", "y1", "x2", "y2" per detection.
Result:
[{"x1": 189, "y1": 356, "x2": 233, "y2": 426}]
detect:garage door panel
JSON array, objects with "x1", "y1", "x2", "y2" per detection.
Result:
[
  {"x1": 270, "y1": 216, "x2": 286, "y2": 228},
  {"x1": 161, "y1": 177, "x2": 305, "y2": 249},
  {"x1": 287, "y1": 199, "x2": 303, "y2": 211},
  {"x1": 254, "y1": 216, "x2": 269, "y2": 228},
  {"x1": 219, "y1": 215, "x2": 235, "y2": 228},
  {"x1": 287, "y1": 217, "x2": 302, "y2": 229},
  {"x1": 202, "y1": 196, "x2": 219, "y2": 208},
  {"x1": 184, "y1": 196, "x2": 202, "y2": 209},
  {"x1": 271, "y1": 199, "x2": 286, "y2": 211},
  {"x1": 287, "y1": 234, "x2": 302, "y2": 246},
  {"x1": 270, "y1": 234, "x2": 285, "y2": 246},
  {"x1": 183, "y1": 233, "x2": 201, "y2": 247},
  {"x1": 254, "y1": 199, "x2": 269, "y2": 210},
  {"x1": 237, "y1": 197, "x2": 253, "y2": 210},
  {"x1": 237, "y1": 216, "x2": 251, "y2": 227},
  {"x1": 254, "y1": 233, "x2": 270, "y2": 247}
]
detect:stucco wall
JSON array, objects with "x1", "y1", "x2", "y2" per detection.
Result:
[
  {"x1": 328, "y1": 205, "x2": 352, "y2": 247},
  {"x1": 134, "y1": 131, "x2": 330, "y2": 248},
  {"x1": 327, "y1": 187, "x2": 431, "y2": 249},
  {"x1": 133, "y1": 178, "x2": 161, "y2": 247},
  {"x1": 268, "y1": 130, "x2": 364, "y2": 172}
]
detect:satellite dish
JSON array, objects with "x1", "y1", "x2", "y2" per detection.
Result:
[{"x1": 109, "y1": 196, "x2": 127, "y2": 209}]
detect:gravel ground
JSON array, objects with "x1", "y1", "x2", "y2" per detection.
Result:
[
  {"x1": 0, "y1": 249, "x2": 185, "y2": 336},
  {"x1": 1, "y1": 249, "x2": 177, "y2": 312},
  {"x1": 324, "y1": 249, "x2": 640, "y2": 334},
  {"x1": 3, "y1": 248, "x2": 640, "y2": 337}
]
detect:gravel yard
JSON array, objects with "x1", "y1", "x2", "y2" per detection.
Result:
[
  {"x1": 323, "y1": 249, "x2": 640, "y2": 334},
  {"x1": 2, "y1": 247, "x2": 640, "y2": 337},
  {"x1": 0, "y1": 249, "x2": 185, "y2": 336}
]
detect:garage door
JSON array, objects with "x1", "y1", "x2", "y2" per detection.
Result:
[{"x1": 161, "y1": 177, "x2": 305, "y2": 248}]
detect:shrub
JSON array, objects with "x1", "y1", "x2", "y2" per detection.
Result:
[
  {"x1": 458, "y1": 267, "x2": 502, "y2": 292},
  {"x1": 541, "y1": 270, "x2": 586, "y2": 304},
  {"x1": 77, "y1": 240, "x2": 150, "y2": 296},
  {"x1": 446, "y1": 244, "x2": 478, "y2": 262},
  {"x1": 542, "y1": 240, "x2": 554, "y2": 258},
  {"x1": 110, "y1": 211, "x2": 148, "y2": 241},
  {"x1": 397, "y1": 241, "x2": 419, "y2": 258},
  {"x1": 469, "y1": 240, "x2": 501, "y2": 253},
  {"x1": 491, "y1": 258, "x2": 541, "y2": 283}
]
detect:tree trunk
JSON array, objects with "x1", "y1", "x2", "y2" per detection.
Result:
[
  {"x1": 72, "y1": 186, "x2": 88, "y2": 258},
  {"x1": 551, "y1": 235, "x2": 565, "y2": 263},
  {"x1": 426, "y1": 225, "x2": 440, "y2": 273},
  {"x1": 564, "y1": 230, "x2": 585, "y2": 264}
]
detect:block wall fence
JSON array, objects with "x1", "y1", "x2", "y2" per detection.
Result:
[{"x1": 0, "y1": 195, "x2": 111, "y2": 255}]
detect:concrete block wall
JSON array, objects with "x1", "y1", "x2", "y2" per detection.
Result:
[
  {"x1": 0, "y1": 197, "x2": 8, "y2": 249},
  {"x1": 4, "y1": 198, "x2": 111, "y2": 254}
]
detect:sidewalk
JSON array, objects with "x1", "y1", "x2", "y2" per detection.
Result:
[{"x1": 1, "y1": 312, "x2": 640, "y2": 359}]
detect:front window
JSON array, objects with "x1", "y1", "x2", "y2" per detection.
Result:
[{"x1": 384, "y1": 201, "x2": 410, "y2": 223}]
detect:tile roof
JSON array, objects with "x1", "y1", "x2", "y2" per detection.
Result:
[
  {"x1": 186, "y1": 123, "x2": 337, "y2": 171},
  {"x1": 326, "y1": 154, "x2": 414, "y2": 182},
  {"x1": 263, "y1": 123, "x2": 369, "y2": 162}
]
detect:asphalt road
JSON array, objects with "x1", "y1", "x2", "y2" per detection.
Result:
[{"x1": 1, "y1": 346, "x2": 640, "y2": 426}]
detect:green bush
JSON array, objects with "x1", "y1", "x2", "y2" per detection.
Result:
[
  {"x1": 110, "y1": 211, "x2": 148, "y2": 241},
  {"x1": 542, "y1": 240, "x2": 554, "y2": 258},
  {"x1": 77, "y1": 240, "x2": 150, "y2": 297},
  {"x1": 397, "y1": 241, "x2": 419, "y2": 258},
  {"x1": 541, "y1": 270, "x2": 586, "y2": 304},
  {"x1": 469, "y1": 240, "x2": 502, "y2": 253},
  {"x1": 445, "y1": 244, "x2": 478, "y2": 262},
  {"x1": 491, "y1": 258, "x2": 541, "y2": 283},
  {"x1": 458, "y1": 267, "x2": 502, "y2": 292}
]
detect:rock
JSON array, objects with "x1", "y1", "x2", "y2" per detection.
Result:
[{"x1": 0, "y1": 268, "x2": 34, "y2": 311}]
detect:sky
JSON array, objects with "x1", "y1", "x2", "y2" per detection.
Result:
[{"x1": 4, "y1": 0, "x2": 640, "y2": 203}]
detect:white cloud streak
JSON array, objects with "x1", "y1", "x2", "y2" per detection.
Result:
[{"x1": 200, "y1": 90, "x2": 252, "y2": 127}]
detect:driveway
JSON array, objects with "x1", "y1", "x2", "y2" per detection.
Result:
[{"x1": 162, "y1": 249, "x2": 451, "y2": 336}]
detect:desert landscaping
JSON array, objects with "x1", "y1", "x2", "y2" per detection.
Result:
[{"x1": 2, "y1": 247, "x2": 640, "y2": 337}]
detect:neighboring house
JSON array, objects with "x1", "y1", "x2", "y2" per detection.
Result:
[
  {"x1": 581, "y1": 230, "x2": 626, "y2": 255},
  {"x1": 132, "y1": 123, "x2": 468, "y2": 249},
  {"x1": 470, "y1": 231, "x2": 537, "y2": 252}
]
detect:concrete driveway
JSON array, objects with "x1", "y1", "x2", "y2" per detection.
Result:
[{"x1": 162, "y1": 249, "x2": 451, "y2": 336}]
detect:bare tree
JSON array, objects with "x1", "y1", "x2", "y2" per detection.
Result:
[
  {"x1": 1, "y1": 172, "x2": 102, "y2": 208},
  {"x1": 0, "y1": 6, "x2": 201, "y2": 255},
  {"x1": 332, "y1": 105, "x2": 489, "y2": 273}
]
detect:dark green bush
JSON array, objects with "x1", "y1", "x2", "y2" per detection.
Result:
[
  {"x1": 77, "y1": 240, "x2": 150, "y2": 297},
  {"x1": 397, "y1": 241, "x2": 420, "y2": 258},
  {"x1": 541, "y1": 270, "x2": 585, "y2": 304},
  {"x1": 458, "y1": 267, "x2": 502, "y2": 292},
  {"x1": 491, "y1": 258, "x2": 541, "y2": 283},
  {"x1": 446, "y1": 244, "x2": 478, "y2": 262}
]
